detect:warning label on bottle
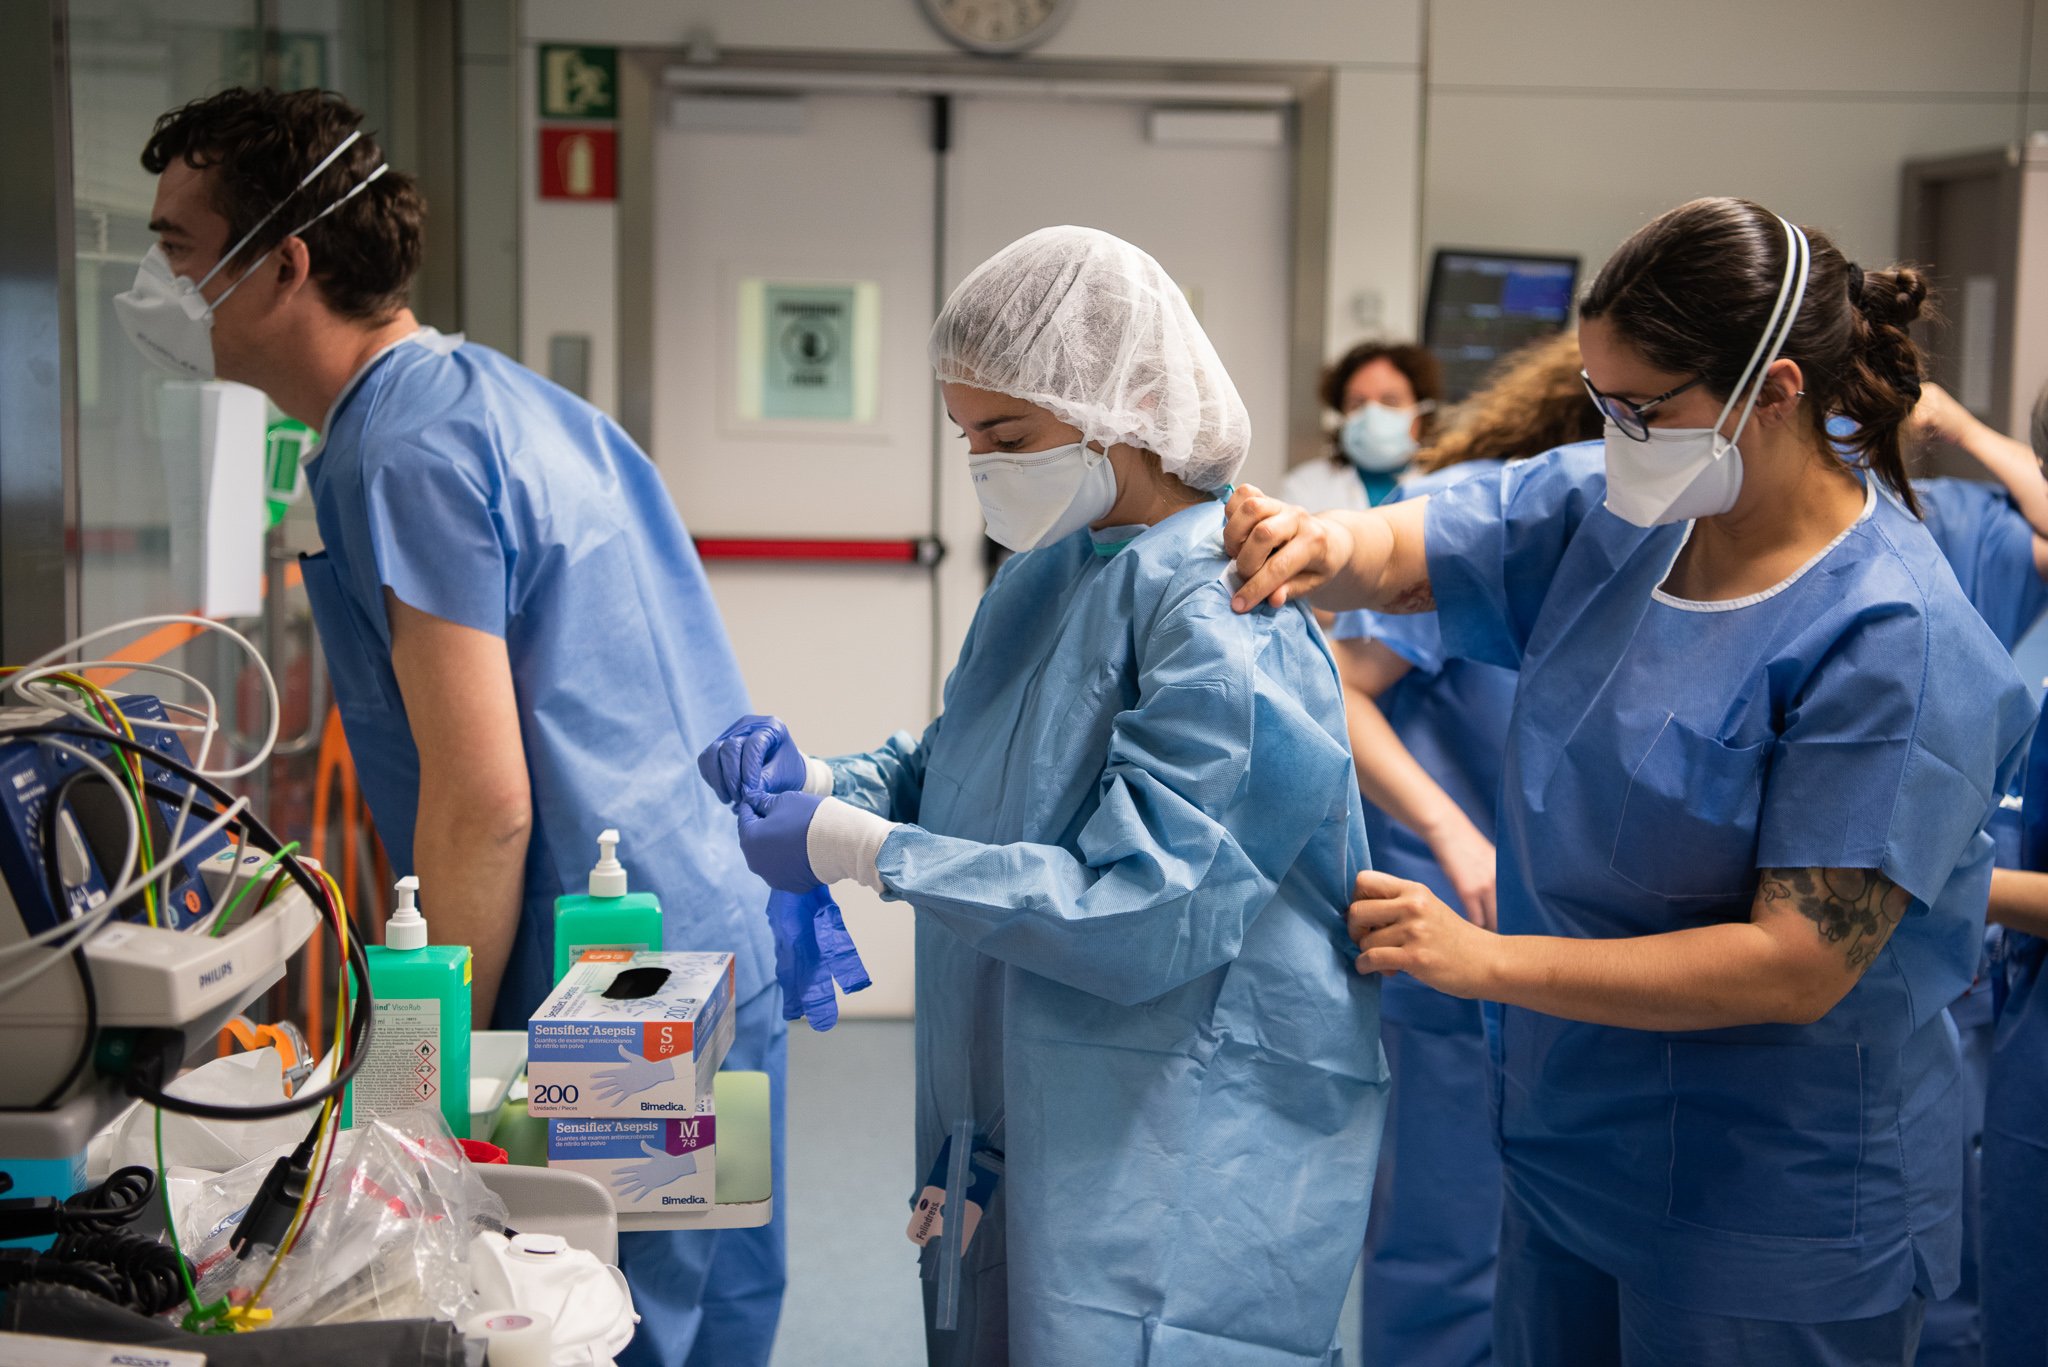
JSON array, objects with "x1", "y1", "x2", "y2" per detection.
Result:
[{"x1": 356, "y1": 998, "x2": 441, "y2": 1116}]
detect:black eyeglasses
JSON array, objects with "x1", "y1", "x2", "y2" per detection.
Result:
[{"x1": 1581, "y1": 371, "x2": 1706, "y2": 441}]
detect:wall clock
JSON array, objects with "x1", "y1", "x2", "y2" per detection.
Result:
[{"x1": 918, "y1": 0, "x2": 1074, "y2": 55}]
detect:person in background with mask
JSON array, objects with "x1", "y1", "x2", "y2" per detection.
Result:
[
  {"x1": 699, "y1": 225, "x2": 1386, "y2": 1366},
  {"x1": 1225, "y1": 197, "x2": 2034, "y2": 1364},
  {"x1": 122, "y1": 88, "x2": 784, "y2": 1367},
  {"x1": 1283, "y1": 340, "x2": 1444, "y2": 512},
  {"x1": 1332, "y1": 329, "x2": 1603, "y2": 1367}
]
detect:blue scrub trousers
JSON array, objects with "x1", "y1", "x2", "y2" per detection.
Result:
[
  {"x1": 617, "y1": 986, "x2": 788, "y2": 1367},
  {"x1": 1982, "y1": 1126, "x2": 2048, "y2": 1365},
  {"x1": 1359, "y1": 990, "x2": 1500, "y2": 1367},
  {"x1": 1981, "y1": 1124, "x2": 2048, "y2": 1365},
  {"x1": 1915, "y1": 1005, "x2": 1990, "y2": 1367},
  {"x1": 1494, "y1": 1190, "x2": 1927, "y2": 1367},
  {"x1": 1983, "y1": 940, "x2": 2048, "y2": 1367}
]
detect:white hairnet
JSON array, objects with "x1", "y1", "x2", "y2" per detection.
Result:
[{"x1": 929, "y1": 225, "x2": 1251, "y2": 491}]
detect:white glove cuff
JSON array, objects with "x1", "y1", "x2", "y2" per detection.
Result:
[
  {"x1": 801, "y1": 755, "x2": 836, "y2": 798},
  {"x1": 806, "y1": 797, "x2": 895, "y2": 893}
]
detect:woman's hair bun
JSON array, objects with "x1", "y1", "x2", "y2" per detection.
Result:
[{"x1": 1855, "y1": 264, "x2": 1929, "y2": 330}]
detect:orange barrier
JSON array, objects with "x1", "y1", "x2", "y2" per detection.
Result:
[{"x1": 80, "y1": 560, "x2": 304, "y2": 688}]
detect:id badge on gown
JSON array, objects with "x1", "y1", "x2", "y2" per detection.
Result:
[{"x1": 907, "y1": 1135, "x2": 1002, "y2": 1252}]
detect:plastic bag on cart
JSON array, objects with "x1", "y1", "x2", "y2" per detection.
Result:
[
  {"x1": 90, "y1": 1047, "x2": 322, "y2": 1180},
  {"x1": 177, "y1": 1104, "x2": 508, "y2": 1327}
]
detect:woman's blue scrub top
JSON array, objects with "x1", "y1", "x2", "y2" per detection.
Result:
[{"x1": 1425, "y1": 443, "x2": 2034, "y2": 1321}]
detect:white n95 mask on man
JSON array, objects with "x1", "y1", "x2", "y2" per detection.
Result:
[
  {"x1": 970, "y1": 440, "x2": 1120, "y2": 553},
  {"x1": 115, "y1": 128, "x2": 388, "y2": 380},
  {"x1": 115, "y1": 244, "x2": 233, "y2": 380},
  {"x1": 1601, "y1": 214, "x2": 1811, "y2": 528}
]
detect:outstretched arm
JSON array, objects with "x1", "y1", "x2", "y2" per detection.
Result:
[
  {"x1": 1915, "y1": 382, "x2": 2048, "y2": 572},
  {"x1": 1990, "y1": 867, "x2": 2048, "y2": 938},
  {"x1": 1349, "y1": 865, "x2": 1907, "y2": 1032},
  {"x1": 1223, "y1": 486, "x2": 1433, "y2": 614}
]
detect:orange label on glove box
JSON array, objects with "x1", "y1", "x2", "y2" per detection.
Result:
[{"x1": 641, "y1": 1020, "x2": 695, "y2": 1061}]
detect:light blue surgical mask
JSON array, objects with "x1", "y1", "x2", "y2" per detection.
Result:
[{"x1": 1339, "y1": 401, "x2": 1433, "y2": 473}]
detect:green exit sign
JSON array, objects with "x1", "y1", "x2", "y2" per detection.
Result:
[{"x1": 539, "y1": 45, "x2": 617, "y2": 121}]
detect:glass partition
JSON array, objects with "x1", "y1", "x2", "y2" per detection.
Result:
[{"x1": 63, "y1": 0, "x2": 418, "y2": 1013}]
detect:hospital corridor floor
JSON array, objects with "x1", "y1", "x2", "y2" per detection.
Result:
[{"x1": 771, "y1": 1021, "x2": 1367, "y2": 1366}]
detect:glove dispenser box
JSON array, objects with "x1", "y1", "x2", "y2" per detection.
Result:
[
  {"x1": 546, "y1": 1103, "x2": 718, "y2": 1212},
  {"x1": 527, "y1": 950, "x2": 735, "y2": 1118}
]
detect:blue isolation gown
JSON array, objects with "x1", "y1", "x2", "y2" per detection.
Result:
[
  {"x1": 299, "y1": 331, "x2": 785, "y2": 1367},
  {"x1": 1329, "y1": 457, "x2": 1514, "y2": 1367},
  {"x1": 822, "y1": 501, "x2": 1387, "y2": 1366},
  {"x1": 1420, "y1": 443, "x2": 2032, "y2": 1345}
]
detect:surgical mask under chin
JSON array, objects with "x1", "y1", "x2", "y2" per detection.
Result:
[
  {"x1": 1340, "y1": 402, "x2": 1424, "y2": 473},
  {"x1": 1601, "y1": 422, "x2": 1745, "y2": 526},
  {"x1": 971, "y1": 441, "x2": 1119, "y2": 553},
  {"x1": 1601, "y1": 213, "x2": 1812, "y2": 528},
  {"x1": 114, "y1": 129, "x2": 389, "y2": 381}
]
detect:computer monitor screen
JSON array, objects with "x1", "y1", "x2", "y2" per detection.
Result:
[{"x1": 1423, "y1": 250, "x2": 1579, "y2": 401}]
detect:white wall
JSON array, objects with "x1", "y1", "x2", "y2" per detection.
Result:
[
  {"x1": 520, "y1": 0, "x2": 1429, "y2": 401},
  {"x1": 523, "y1": 0, "x2": 2048, "y2": 449},
  {"x1": 1423, "y1": 0, "x2": 2048, "y2": 287}
]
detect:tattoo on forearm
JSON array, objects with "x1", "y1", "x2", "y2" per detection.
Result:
[
  {"x1": 1385, "y1": 582, "x2": 1436, "y2": 614},
  {"x1": 1758, "y1": 867, "x2": 1910, "y2": 973}
]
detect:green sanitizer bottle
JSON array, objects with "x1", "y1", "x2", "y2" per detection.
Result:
[
  {"x1": 342, "y1": 876, "x2": 473, "y2": 1138},
  {"x1": 553, "y1": 828, "x2": 663, "y2": 982}
]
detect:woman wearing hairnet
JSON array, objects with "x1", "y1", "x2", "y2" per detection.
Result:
[{"x1": 700, "y1": 225, "x2": 1388, "y2": 1365}]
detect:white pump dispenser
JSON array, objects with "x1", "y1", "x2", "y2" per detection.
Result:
[
  {"x1": 386, "y1": 875, "x2": 428, "y2": 950},
  {"x1": 589, "y1": 829, "x2": 629, "y2": 899}
]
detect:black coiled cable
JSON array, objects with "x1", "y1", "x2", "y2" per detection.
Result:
[
  {"x1": 59, "y1": 1164, "x2": 156, "y2": 1229},
  {"x1": 43, "y1": 1226, "x2": 190, "y2": 1315},
  {"x1": 0, "y1": 1166, "x2": 192, "y2": 1316}
]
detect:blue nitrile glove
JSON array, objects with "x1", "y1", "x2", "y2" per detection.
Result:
[
  {"x1": 768, "y1": 885, "x2": 871, "y2": 1031},
  {"x1": 813, "y1": 890, "x2": 872, "y2": 997},
  {"x1": 770, "y1": 886, "x2": 835, "y2": 1031},
  {"x1": 591, "y1": 1044, "x2": 675, "y2": 1106},
  {"x1": 613, "y1": 1141, "x2": 699, "y2": 1202},
  {"x1": 697, "y1": 714, "x2": 806, "y2": 809},
  {"x1": 738, "y1": 788, "x2": 824, "y2": 892}
]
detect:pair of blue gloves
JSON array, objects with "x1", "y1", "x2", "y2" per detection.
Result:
[{"x1": 698, "y1": 716, "x2": 870, "y2": 1031}]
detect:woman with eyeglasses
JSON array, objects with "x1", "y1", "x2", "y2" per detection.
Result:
[{"x1": 1222, "y1": 197, "x2": 2036, "y2": 1364}]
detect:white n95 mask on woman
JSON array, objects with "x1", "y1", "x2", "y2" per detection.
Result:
[
  {"x1": 1600, "y1": 421, "x2": 1745, "y2": 526},
  {"x1": 1601, "y1": 214, "x2": 1811, "y2": 528},
  {"x1": 970, "y1": 441, "x2": 1120, "y2": 553}
]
